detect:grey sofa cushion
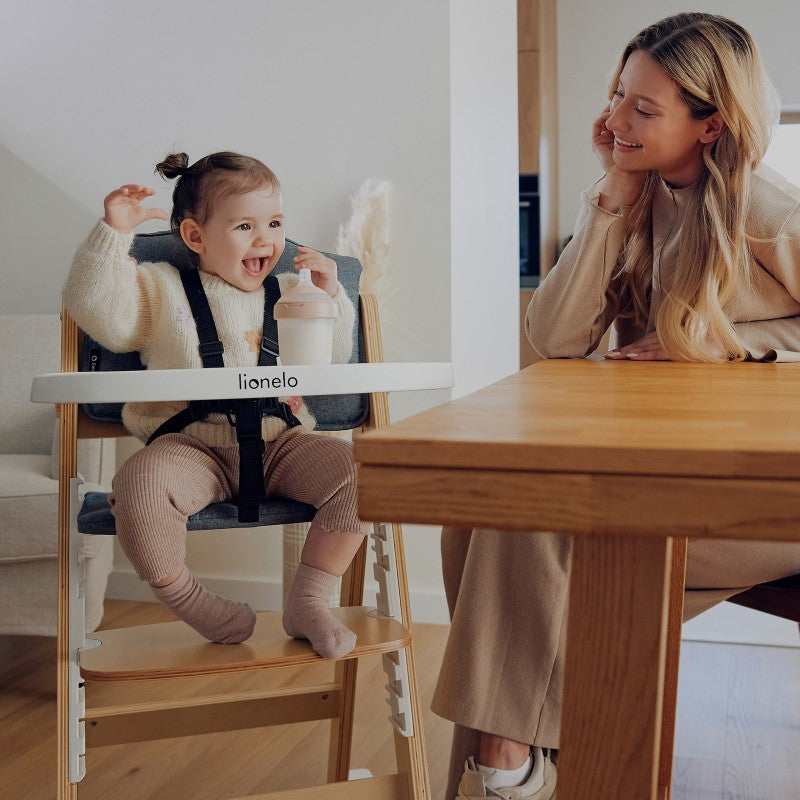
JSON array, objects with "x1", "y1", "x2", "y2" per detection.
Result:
[
  {"x1": 0, "y1": 454, "x2": 57, "y2": 559},
  {"x1": 0, "y1": 315, "x2": 61, "y2": 455}
]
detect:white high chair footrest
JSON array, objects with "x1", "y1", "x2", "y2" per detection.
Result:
[{"x1": 31, "y1": 362, "x2": 453, "y2": 404}]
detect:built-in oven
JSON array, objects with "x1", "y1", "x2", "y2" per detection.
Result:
[{"x1": 519, "y1": 174, "x2": 540, "y2": 288}]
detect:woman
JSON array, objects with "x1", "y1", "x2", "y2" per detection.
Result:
[{"x1": 432, "y1": 13, "x2": 800, "y2": 799}]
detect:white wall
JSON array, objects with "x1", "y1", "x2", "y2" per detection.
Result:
[
  {"x1": 450, "y1": 0, "x2": 520, "y2": 399},
  {"x1": 556, "y1": 1, "x2": 800, "y2": 243},
  {"x1": 0, "y1": 1, "x2": 519, "y2": 622},
  {"x1": 0, "y1": 145, "x2": 94, "y2": 313}
]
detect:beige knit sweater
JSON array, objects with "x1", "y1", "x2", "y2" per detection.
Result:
[
  {"x1": 526, "y1": 164, "x2": 800, "y2": 362},
  {"x1": 64, "y1": 221, "x2": 356, "y2": 445}
]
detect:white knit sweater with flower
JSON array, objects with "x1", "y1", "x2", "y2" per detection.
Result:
[{"x1": 64, "y1": 221, "x2": 356, "y2": 446}]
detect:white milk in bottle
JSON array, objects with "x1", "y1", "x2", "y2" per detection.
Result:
[{"x1": 273, "y1": 268, "x2": 338, "y2": 365}]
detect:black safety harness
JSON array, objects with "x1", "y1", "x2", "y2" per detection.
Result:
[{"x1": 147, "y1": 269, "x2": 302, "y2": 523}]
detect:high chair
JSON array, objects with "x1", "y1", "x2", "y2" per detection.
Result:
[{"x1": 35, "y1": 231, "x2": 452, "y2": 800}]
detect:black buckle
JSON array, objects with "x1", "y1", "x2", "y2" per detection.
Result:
[
  {"x1": 199, "y1": 341, "x2": 225, "y2": 358},
  {"x1": 231, "y1": 399, "x2": 266, "y2": 443},
  {"x1": 260, "y1": 337, "x2": 280, "y2": 360}
]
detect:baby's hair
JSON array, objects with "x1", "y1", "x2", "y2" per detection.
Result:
[{"x1": 154, "y1": 151, "x2": 281, "y2": 236}]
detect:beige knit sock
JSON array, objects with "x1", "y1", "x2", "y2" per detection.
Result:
[
  {"x1": 283, "y1": 563, "x2": 357, "y2": 659},
  {"x1": 150, "y1": 565, "x2": 256, "y2": 644}
]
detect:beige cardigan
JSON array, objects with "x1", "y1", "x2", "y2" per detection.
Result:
[{"x1": 526, "y1": 164, "x2": 800, "y2": 362}]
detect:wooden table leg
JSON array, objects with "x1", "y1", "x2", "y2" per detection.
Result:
[{"x1": 558, "y1": 534, "x2": 672, "y2": 800}]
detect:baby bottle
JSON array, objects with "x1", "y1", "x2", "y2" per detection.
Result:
[{"x1": 273, "y1": 268, "x2": 338, "y2": 365}]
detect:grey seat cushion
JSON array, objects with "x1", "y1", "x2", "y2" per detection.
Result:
[{"x1": 78, "y1": 491, "x2": 316, "y2": 535}]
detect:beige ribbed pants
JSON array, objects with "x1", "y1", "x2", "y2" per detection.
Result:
[
  {"x1": 432, "y1": 527, "x2": 800, "y2": 798},
  {"x1": 110, "y1": 429, "x2": 367, "y2": 583}
]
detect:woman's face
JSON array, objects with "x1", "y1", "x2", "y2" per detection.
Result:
[{"x1": 605, "y1": 49, "x2": 721, "y2": 188}]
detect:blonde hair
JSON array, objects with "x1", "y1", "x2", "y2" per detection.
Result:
[{"x1": 612, "y1": 13, "x2": 780, "y2": 361}]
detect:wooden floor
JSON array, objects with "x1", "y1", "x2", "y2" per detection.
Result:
[
  {"x1": 0, "y1": 600, "x2": 453, "y2": 800},
  {"x1": 1, "y1": 600, "x2": 798, "y2": 800},
  {"x1": 672, "y1": 639, "x2": 800, "y2": 800}
]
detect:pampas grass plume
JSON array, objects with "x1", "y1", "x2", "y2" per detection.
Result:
[{"x1": 335, "y1": 180, "x2": 392, "y2": 314}]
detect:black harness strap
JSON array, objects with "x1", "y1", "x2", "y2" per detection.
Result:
[
  {"x1": 259, "y1": 276, "x2": 281, "y2": 366},
  {"x1": 180, "y1": 268, "x2": 225, "y2": 367},
  {"x1": 147, "y1": 270, "x2": 301, "y2": 523}
]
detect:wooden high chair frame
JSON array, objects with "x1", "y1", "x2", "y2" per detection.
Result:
[{"x1": 52, "y1": 295, "x2": 432, "y2": 800}]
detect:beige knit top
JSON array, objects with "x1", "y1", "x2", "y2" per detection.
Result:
[
  {"x1": 64, "y1": 221, "x2": 356, "y2": 446},
  {"x1": 526, "y1": 164, "x2": 800, "y2": 362}
]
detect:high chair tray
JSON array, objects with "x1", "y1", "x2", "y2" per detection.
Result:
[
  {"x1": 80, "y1": 607, "x2": 411, "y2": 681},
  {"x1": 31, "y1": 362, "x2": 453, "y2": 404}
]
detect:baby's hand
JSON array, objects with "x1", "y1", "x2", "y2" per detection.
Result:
[
  {"x1": 104, "y1": 185, "x2": 168, "y2": 233},
  {"x1": 294, "y1": 247, "x2": 338, "y2": 296}
]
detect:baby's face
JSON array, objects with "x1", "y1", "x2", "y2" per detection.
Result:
[{"x1": 195, "y1": 186, "x2": 285, "y2": 292}]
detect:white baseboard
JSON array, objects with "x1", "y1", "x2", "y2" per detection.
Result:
[{"x1": 106, "y1": 569, "x2": 451, "y2": 626}]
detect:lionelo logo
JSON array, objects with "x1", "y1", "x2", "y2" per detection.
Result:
[{"x1": 237, "y1": 371, "x2": 299, "y2": 391}]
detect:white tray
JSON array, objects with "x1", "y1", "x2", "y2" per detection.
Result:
[{"x1": 31, "y1": 362, "x2": 454, "y2": 403}]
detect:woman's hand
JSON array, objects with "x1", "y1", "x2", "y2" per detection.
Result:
[
  {"x1": 592, "y1": 107, "x2": 617, "y2": 174},
  {"x1": 592, "y1": 106, "x2": 646, "y2": 212},
  {"x1": 605, "y1": 331, "x2": 727, "y2": 361},
  {"x1": 605, "y1": 332, "x2": 670, "y2": 361},
  {"x1": 103, "y1": 185, "x2": 168, "y2": 232},
  {"x1": 293, "y1": 246, "x2": 338, "y2": 297}
]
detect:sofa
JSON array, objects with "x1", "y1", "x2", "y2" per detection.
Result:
[{"x1": 0, "y1": 314, "x2": 114, "y2": 636}]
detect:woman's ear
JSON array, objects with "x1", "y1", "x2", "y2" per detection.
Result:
[
  {"x1": 180, "y1": 218, "x2": 205, "y2": 254},
  {"x1": 699, "y1": 111, "x2": 726, "y2": 144}
]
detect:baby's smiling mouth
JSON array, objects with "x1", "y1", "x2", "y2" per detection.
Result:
[{"x1": 242, "y1": 257, "x2": 269, "y2": 275}]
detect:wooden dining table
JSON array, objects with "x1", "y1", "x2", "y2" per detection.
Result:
[{"x1": 354, "y1": 358, "x2": 800, "y2": 800}]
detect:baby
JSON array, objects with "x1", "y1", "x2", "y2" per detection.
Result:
[{"x1": 63, "y1": 151, "x2": 368, "y2": 659}]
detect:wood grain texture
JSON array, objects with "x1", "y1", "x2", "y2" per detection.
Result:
[
  {"x1": 58, "y1": 306, "x2": 79, "y2": 800},
  {"x1": 228, "y1": 773, "x2": 407, "y2": 800},
  {"x1": 519, "y1": 290, "x2": 540, "y2": 369},
  {"x1": 53, "y1": 292, "x2": 430, "y2": 799},
  {"x1": 518, "y1": 50, "x2": 540, "y2": 174},
  {"x1": 355, "y1": 357, "x2": 800, "y2": 799},
  {"x1": 357, "y1": 464, "x2": 800, "y2": 541},
  {"x1": 85, "y1": 686, "x2": 341, "y2": 747},
  {"x1": 4, "y1": 603, "x2": 798, "y2": 800},
  {"x1": 517, "y1": 0, "x2": 540, "y2": 51},
  {"x1": 79, "y1": 607, "x2": 410, "y2": 683},
  {"x1": 672, "y1": 641, "x2": 800, "y2": 800},
  {"x1": 355, "y1": 360, "x2": 800, "y2": 480},
  {"x1": 0, "y1": 601, "x2": 452, "y2": 800},
  {"x1": 659, "y1": 538, "x2": 688, "y2": 800},
  {"x1": 558, "y1": 535, "x2": 671, "y2": 800},
  {"x1": 361, "y1": 291, "x2": 430, "y2": 800},
  {"x1": 537, "y1": 0, "x2": 559, "y2": 276}
]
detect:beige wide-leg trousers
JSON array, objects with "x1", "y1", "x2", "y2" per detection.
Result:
[{"x1": 431, "y1": 527, "x2": 800, "y2": 798}]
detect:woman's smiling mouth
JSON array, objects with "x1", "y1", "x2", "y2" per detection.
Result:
[{"x1": 614, "y1": 136, "x2": 643, "y2": 149}]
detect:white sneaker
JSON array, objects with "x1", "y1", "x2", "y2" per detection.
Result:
[{"x1": 456, "y1": 748, "x2": 557, "y2": 800}]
